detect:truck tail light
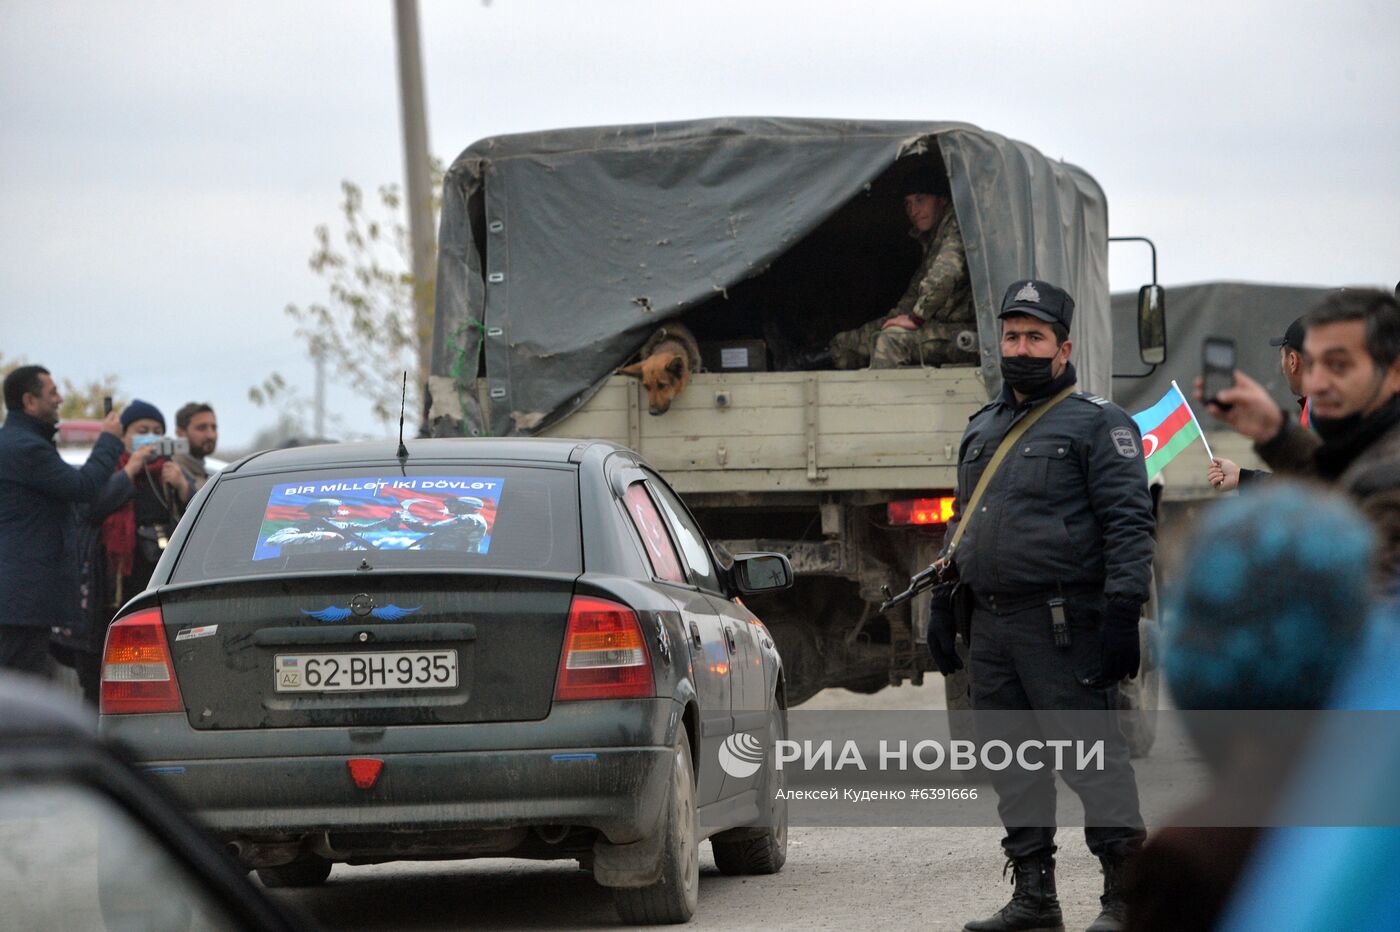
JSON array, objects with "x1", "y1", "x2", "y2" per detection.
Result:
[
  {"x1": 554, "y1": 595, "x2": 654, "y2": 701},
  {"x1": 100, "y1": 607, "x2": 184, "y2": 715},
  {"x1": 887, "y1": 497, "x2": 957, "y2": 526}
]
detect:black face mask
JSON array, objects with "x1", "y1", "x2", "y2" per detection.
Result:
[
  {"x1": 1312, "y1": 374, "x2": 1389, "y2": 441},
  {"x1": 1311, "y1": 412, "x2": 1363, "y2": 441},
  {"x1": 1000, "y1": 355, "x2": 1056, "y2": 394}
]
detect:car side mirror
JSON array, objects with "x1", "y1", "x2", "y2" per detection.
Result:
[
  {"x1": 731, "y1": 552, "x2": 793, "y2": 595},
  {"x1": 1138, "y1": 284, "x2": 1167, "y2": 366}
]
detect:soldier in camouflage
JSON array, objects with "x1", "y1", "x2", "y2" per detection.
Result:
[{"x1": 828, "y1": 169, "x2": 977, "y2": 369}]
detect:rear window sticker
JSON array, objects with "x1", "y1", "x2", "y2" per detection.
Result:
[{"x1": 254, "y1": 476, "x2": 504, "y2": 560}]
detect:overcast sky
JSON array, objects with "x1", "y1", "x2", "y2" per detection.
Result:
[{"x1": 3, "y1": 0, "x2": 1397, "y2": 449}]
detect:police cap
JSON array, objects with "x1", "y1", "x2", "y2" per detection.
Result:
[{"x1": 999, "y1": 279, "x2": 1075, "y2": 330}]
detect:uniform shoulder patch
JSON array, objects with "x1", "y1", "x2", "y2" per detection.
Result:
[
  {"x1": 1110, "y1": 426, "x2": 1140, "y2": 459},
  {"x1": 1072, "y1": 391, "x2": 1110, "y2": 407}
]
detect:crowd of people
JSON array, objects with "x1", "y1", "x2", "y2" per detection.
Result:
[{"x1": 0, "y1": 365, "x2": 219, "y2": 703}]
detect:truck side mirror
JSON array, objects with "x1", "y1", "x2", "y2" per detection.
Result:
[
  {"x1": 1137, "y1": 284, "x2": 1167, "y2": 365},
  {"x1": 731, "y1": 552, "x2": 794, "y2": 595}
]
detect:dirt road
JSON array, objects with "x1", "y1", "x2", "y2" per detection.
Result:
[{"x1": 271, "y1": 683, "x2": 1160, "y2": 931}]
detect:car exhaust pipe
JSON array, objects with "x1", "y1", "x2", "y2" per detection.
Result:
[{"x1": 535, "y1": 825, "x2": 570, "y2": 845}]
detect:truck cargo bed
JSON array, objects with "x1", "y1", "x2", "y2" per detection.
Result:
[{"x1": 540, "y1": 368, "x2": 987, "y2": 494}]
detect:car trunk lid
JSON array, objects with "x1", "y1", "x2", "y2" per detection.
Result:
[{"x1": 161, "y1": 573, "x2": 576, "y2": 729}]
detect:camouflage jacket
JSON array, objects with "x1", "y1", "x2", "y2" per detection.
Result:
[{"x1": 889, "y1": 210, "x2": 974, "y2": 327}]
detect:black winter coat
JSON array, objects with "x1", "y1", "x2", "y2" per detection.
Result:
[
  {"x1": 946, "y1": 366, "x2": 1156, "y2": 605},
  {"x1": 0, "y1": 411, "x2": 123, "y2": 629}
]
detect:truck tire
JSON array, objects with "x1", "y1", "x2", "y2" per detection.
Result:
[
  {"x1": 767, "y1": 621, "x2": 823, "y2": 706},
  {"x1": 711, "y1": 705, "x2": 788, "y2": 876},
  {"x1": 613, "y1": 725, "x2": 699, "y2": 925}
]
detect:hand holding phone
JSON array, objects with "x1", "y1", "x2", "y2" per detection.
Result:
[
  {"x1": 1202, "y1": 337, "x2": 1237, "y2": 408},
  {"x1": 102, "y1": 395, "x2": 113, "y2": 415}
]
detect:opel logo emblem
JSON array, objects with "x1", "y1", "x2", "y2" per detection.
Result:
[{"x1": 350, "y1": 594, "x2": 375, "y2": 617}]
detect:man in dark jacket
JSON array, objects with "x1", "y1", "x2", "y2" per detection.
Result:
[
  {"x1": 1203, "y1": 288, "x2": 1400, "y2": 588},
  {"x1": 929, "y1": 281, "x2": 1155, "y2": 932},
  {"x1": 0, "y1": 366, "x2": 125, "y2": 675}
]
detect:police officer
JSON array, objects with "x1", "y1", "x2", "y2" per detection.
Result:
[{"x1": 928, "y1": 280, "x2": 1154, "y2": 932}]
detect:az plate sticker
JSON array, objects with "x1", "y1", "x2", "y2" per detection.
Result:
[{"x1": 175, "y1": 625, "x2": 219, "y2": 642}]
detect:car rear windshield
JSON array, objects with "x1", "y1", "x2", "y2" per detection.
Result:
[{"x1": 170, "y1": 464, "x2": 580, "y2": 582}]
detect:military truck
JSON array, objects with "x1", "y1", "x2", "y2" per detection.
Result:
[{"x1": 425, "y1": 118, "x2": 1165, "y2": 746}]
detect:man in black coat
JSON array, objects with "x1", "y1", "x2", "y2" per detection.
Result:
[
  {"x1": 929, "y1": 281, "x2": 1155, "y2": 932},
  {"x1": 0, "y1": 366, "x2": 124, "y2": 676}
]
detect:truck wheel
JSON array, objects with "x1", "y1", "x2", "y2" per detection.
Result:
[
  {"x1": 255, "y1": 854, "x2": 333, "y2": 888},
  {"x1": 1119, "y1": 615, "x2": 1160, "y2": 758},
  {"x1": 767, "y1": 621, "x2": 822, "y2": 706},
  {"x1": 613, "y1": 725, "x2": 699, "y2": 925},
  {"x1": 711, "y1": 704, "x2": 788, "y2": 876}
]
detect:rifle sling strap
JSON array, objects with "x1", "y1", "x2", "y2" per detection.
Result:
[{"x1": 945, "y1": 383, "x2": 1077, "y2": 563}]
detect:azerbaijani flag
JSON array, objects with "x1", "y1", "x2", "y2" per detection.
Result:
[{"x1": 1132, "y1": 382, "x2": 1204, "y2": 479}]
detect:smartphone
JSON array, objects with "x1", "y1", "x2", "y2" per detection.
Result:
[
  {"x1": 1202, "y1": 337, "x2": 1237, "y2": 406},
  {"x1": 103, "y1": 395, "x2": 113, "y2": 415}
]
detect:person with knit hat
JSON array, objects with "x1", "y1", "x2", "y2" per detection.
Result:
[
  {"x1": 109, "y1": 398, "x2": 187, "y2": 592},
  {"x1": 51, "y1": 398, "x2": 182, "y2": 702},
  {"x1": 823, "y1": 165, "x2": 977, "y2": 370}
]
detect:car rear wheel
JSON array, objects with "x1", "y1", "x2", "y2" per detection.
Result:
[
  {"x1": 711, "y1": 704, "x2": 787, "y2": 876},
  {"x1": 255, "y1": 855, "x2": 333, "y2": 889},
  {"x1": 613, "y1": 725, "x2": 699, "y2": 925}
]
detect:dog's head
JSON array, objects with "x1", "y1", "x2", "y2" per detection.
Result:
[{"x1": 617, "y1": 353, "x2": 690, "y2": 415}]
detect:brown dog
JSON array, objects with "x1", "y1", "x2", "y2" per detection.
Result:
[{"x1": 617, "y1": 323, "x2": 702, "y2": 415}]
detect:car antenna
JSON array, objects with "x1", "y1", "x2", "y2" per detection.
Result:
[{"x1": 396, "y1": 371, "x2": 409, "y2": 462}]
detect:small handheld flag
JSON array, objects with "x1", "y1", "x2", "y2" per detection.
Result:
[{"x1": 1132, "y1": 381, "x2": 1212, "y2": 479}]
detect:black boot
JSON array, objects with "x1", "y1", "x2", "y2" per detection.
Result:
[
  {"x1": 964, "y1": 854, "x2": 1065, "y2": 932},
  {"x1": 1084, "y1": 854, "x2": 1127, "y2": 932}
]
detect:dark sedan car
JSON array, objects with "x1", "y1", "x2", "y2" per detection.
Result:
[{"x1": 98, "y1": 438, "x2": 792, "y2": 924}]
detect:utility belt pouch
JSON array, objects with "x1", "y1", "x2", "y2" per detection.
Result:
[
  {"x1": 951, "y1": 583, "x2": 973, "y2": 644},
  {"x1": 1048, "y1": 597, "x2": 1070, "y2": 648}
]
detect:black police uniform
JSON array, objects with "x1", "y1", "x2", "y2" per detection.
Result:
[{"x1": 942, "y1": 280, "x2": 1154, "y2": 932}]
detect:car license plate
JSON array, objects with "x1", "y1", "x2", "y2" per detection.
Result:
[{"x1": 274, "y1": 650, "x2": 458, "y2": 692}]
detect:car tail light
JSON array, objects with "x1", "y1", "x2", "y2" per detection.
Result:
[
  {"x1": 554, "y1": 595, "x2": 654, "y2": 701},
  {"x1": 887, "y1": 496, "x2": 956, "y2": 526},
  {"x1": 100, "y1": 607, "x2": 184, "y2": 715}
]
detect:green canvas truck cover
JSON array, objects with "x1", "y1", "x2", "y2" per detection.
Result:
[
  {"x1": 430, "y1": 117, "x2": 1111, "y2": 438},
  {"x1": 1111, "y1": 280, "x2": 1332, "y2": 413}
]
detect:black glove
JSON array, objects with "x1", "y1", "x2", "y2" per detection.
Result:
[
  {"x1": 926, "y1": 584, "x2": 963, "y2": 676},
  {"x1": 1096, "y1": 597, "x2": 1142, "y2": 685}
]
